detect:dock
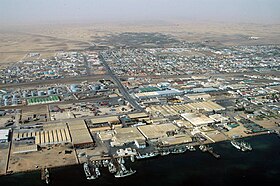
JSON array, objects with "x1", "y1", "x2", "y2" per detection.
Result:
[
  {"x1": 41, "y1": 168, "x2": 45, "y2": 180},
  {"x1": 206, "y1": 146, "x2": 220, "y2": 159},
  {"x1": 196, "y1": 135, "x2": 221, "y2": 159}
]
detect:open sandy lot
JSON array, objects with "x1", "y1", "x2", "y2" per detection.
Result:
[{"x1": 8, "y1": 145, "x2": 77, "y2": 173}]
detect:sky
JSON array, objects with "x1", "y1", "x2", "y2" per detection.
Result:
[{"x1": 0, "y1": 0, "x2": 280, "y2": 25}]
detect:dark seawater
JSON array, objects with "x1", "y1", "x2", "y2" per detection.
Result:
[{"x1": 1, "y1": 134, "x2": 280, "y2": 186}]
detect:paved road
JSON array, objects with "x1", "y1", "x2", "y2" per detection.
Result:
[
  {"x1": 83, "y1": 54, "x2": 91, "y2": 76},
  {"x1": 99, "y1": 53, "x2": 144, "y2": 112}
]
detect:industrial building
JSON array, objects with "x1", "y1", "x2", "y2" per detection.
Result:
[
  {"x1": 147, "y1": 101, "x2": 225, "y2": 118},
  {"x1": 67, "y1": 120, "x2": 94, "y2": 148},
  {"x1": 135, "y1": 88, "x2": 183, "y2": 100},
  {"x1": 187, "y1": 93, "x2": 211, "y2": 101},
  {"x1": 181, "y1": 113, "x2": 215, "y2": 127},
  {"x1": 90, "y1": 116, "x2": 119, "y2": 125},
  {"x1": 0, "y1": 129, "x2": 10, "y2": 143},
  {"x1": 158, "y1": 135, "x2": 192, "y2": 147},
  {"x1": 13, "y1": 124, "x2": 71, "y2": 146},
  {"x1": 137, "y1": 123, "x2": 178, "y2": 140},
  {"x1": 89, "y1": 116, "x2": 120, "y2": 131},
  {"x1": 110, "y1": 127, "x2": 146, "y2": 147},
  {"x1": 209, "y1": 114, "x2": 230, "y2": 124}
]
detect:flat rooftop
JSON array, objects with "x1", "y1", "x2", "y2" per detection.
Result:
[
  {"x1": 181, "y1": 113, "x2": 215, "y2": 126},
  {"x1": 159, "y1": 135, "x2": 192, "y2": 146},
  {"x1": 0, "y1": 129, "x2": 9, "y2": 141},
  {"x1": 91, "y1": 116, "x2": 119, "y2": 125},
  {"x1": 127, "y1": 112, "x2": 149, "y2": 119},
  {"x1": 147, "y1": 101, "x2": 224, "y2": 117},
  {"x1": 67, "y1": 120, "x2": 93, "y2": 146},
  {"x1": 187, "y1": 101, "x2": 225, "y2": 112},
  {"x1": 114, "y1": 127, "x2": 146, "y2": 144},
  {"x1": 137, "y1": 123, "x2": 178, "y2": 139},
  {"x1": 187, "y1": 93, "x2": 211, "y2": 100},
  {"x1": 13, "y1": 123, "x2": 71, "y2": 146}
]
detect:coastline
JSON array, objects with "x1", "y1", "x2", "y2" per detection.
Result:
[
  {"x1": 0, "y1": 134, "x2": 279, "y2": 186},
  {"x1": 0, "y1": 131, "x2": 274, "y2": 177}
]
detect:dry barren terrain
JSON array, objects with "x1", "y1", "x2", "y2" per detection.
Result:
[{"x1": 0, "y1": 21, "x2": 279, "y2": 67}]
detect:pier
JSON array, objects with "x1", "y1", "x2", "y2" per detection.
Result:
[
  {"x1": 206, "y1": 146, "x2": 220, "y2": 158},
  {"x1": 196, "y1": 135, "x2": 221, "y2": 159}
]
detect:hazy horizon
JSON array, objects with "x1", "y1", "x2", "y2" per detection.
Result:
[{"x1": 0, "y1": 0, "x2": 280, "y2": 26}]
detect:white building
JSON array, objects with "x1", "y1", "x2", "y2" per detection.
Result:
[
  {"x1": 0, "y1": 129, "x2": 10, "y2": 143},
  {"x1": 181, "y1": 113, "x2": 215, "y2": 127}
]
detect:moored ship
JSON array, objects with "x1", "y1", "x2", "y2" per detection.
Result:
[
  {"x1": 83, "y1": 162, "x2": 99, "y2": 180},
  {"x1": 136, "y1": 152, "x2": 158, "y2": 159},
  {"x1": 114, "y1": 163, "x2": 136, "y2": 178},
  {"x1": 45, "y1": 168, "x2": 50, "y2": 184},
  {"x1": 231, "y1": 140, "x2": 252, "y2": 152}
]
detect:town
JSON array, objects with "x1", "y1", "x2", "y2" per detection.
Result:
[{"x1": 0, "y1": 35, "x2": 280, "y2": 181}]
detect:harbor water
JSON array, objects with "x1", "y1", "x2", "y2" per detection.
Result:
[{"x1": 0, "y1": 134, "x2": 279, "y2": 186}]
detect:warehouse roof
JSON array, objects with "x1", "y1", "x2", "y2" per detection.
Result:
[
  {"x1": 91, "y1": 116, "x2": 119, "y2": 125},
  {"x1": 113, "y1": 127, "x2": 146, "y2": 144},
  {"x1": 67, "y1": 120, "x2": 93, "y2": 146},
  {"x1": 0, "y1": 129, "x2": 9, "y2": 141},
  {"x1": 181, "y1": 113, "x2": 215, "y2": 126},
  {"x1": 137, "y1": 123, "x2": 178, "y2": 139},
  {"x1": 127, "y1": 112, "x2": 149, "y2": 119}
]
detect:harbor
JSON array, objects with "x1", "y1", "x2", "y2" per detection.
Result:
[{"x1": 0, "y1": 134, "x2": 279, "y2": 186}]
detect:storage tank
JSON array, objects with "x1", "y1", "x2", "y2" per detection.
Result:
[
  {"x1": 91, "y1": 84, "x2": 100, "y2": 91},
  {"x1": 23, "y1": 92, "x2": 28, "y2": 98},
  {"x1": 47, "y1": 89, "x2": 53, "y2": 95},
  {"x1": 38, "y1": 91, "x2": 45, "y2": 96},
  {"x1": 31, "y1": 91, "x2": 37, "y2": 97}
]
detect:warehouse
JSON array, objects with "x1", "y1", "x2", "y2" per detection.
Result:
[
  {"x1": 159, "y1": 135, "x2": 192, "y2": 147},
  {"x1": 13, "y1": 123, "x2": 71, "y2": 146},
  {"x1": 90, "y1": 116, "x2": 119, "y2": 125},
  {"x1": 187, "y1": 93, "x2": 211, "y2": 101},
  {"x1": 110, "y1": 127, "x2": 146, "y2": 147},
  {"x1": 67, "y1": 120, "x2": 94, "y2": 148},
  {"x1": 137, "y1": 123, "x2": 178, "y2": 140},
  {"x1": 187, "y1": 101, "x2": 225, "y2": 112},
  {"x1": 135, "y1": 89, "x2": 183, "y2": 100},
  {"x1": 181, "y1": 113, "x2": 215, "y2": 127}
]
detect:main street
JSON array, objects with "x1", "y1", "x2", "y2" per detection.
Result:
[{"x1": 99, "y1": 53, "x2": 145, "y2": 112}]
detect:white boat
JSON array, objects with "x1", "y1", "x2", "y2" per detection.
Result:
[
  {"x1": 171, "y1": 147, "x2": 187, "y2": 154},
  {"x1": 114, "y1": 168, "x2": 136, "y2": 178},
  {"x1": 160, "y1": 150, "x2": 170, "y2": 156},
  {"x1": 45, "y1": 168, "x2": 50, "y2": 184},
  {"x1": 240, "y1": 141, "x2": 252, "y2": 151},
  {"x1": 102, "y1": 160, "x2": 109, "y2": 167},
  {"x1": 231, "y1": 140, "x2": 242, "y2": 150},
  {"x1": 108, "y1": 162, "x2": 117, "y2": 173},
  {"x1": 130, "y1": 155, "x2": 135, "y2": 162},
  {"x1": 84, "y1": 163, "x2": 92, "y2": 179},
  {"x1": 84, "y1": 163, "x2": 98, "y2": 180},
  {"x1": 186, "y1": 145, "x2": 196, "y2": 151},
  {"x1": 199, "y1": 145, "x2": 207, "y2": 152},
  {"x1": 114, "y1": 162, "x2": 136, "y2": 178},
  {"x1": 95, "y1": 167, "x2": 101, "y2": 176},
  {"x1": 136, "y1": 152, "x2": 158, "y2": 159}
]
